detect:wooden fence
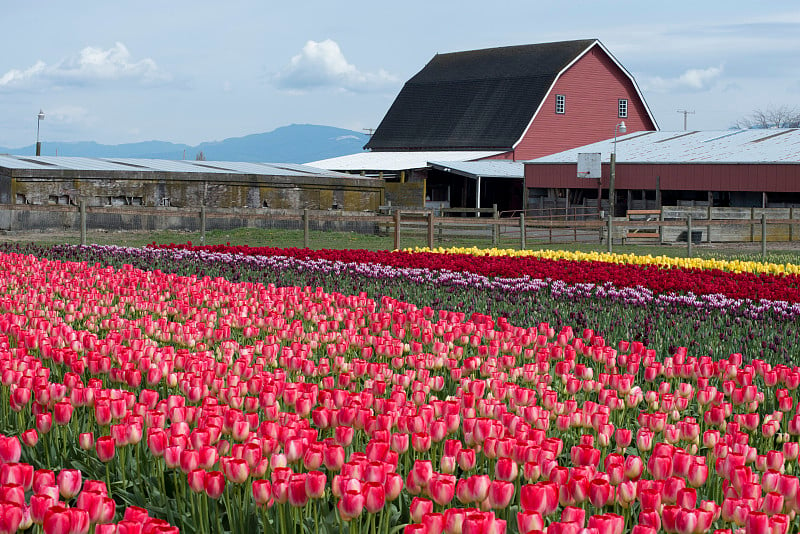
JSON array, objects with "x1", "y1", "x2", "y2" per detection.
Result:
[{"x1": 1, "y1": 203, "x2": 799, "y2": 257}]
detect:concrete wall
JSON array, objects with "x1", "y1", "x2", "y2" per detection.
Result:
[
  {"x1": 385, "y1": 181, "x2": 425, "y2": 208},
  {"x1": 7, "y1": 170, "x2": 383, "y2": 212},
  {"x1": 0, "y1": 205, "x2": 383, "y2": 234}
]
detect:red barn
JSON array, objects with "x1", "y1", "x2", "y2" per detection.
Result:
[
  {"x1": 365, "y1": 39, "x2": 657, "y2": 161},
  {"x1": 313, "y1": 39, "x2": 658, "y2": 212}
]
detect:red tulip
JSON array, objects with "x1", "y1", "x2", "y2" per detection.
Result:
[
  {"x1": 410, "y1": 498, "x2": 433, "y2": 524},
  {"x1": 517, "y1": 510, "x2": 543, "y2": 533},
  {"x1": 384, "y1": 471, "x2": 403, "y2": 502},
  {"x1": 363, "y1": 481, "x2": 386, "y2": 513},
  {"x1": 54, "y1": 400, "x2": 74, "y2": 425},
  {"x1": 36, "y1": 413, "x2": 53, "y2": 435},
  {"x1": 521, "y1": 482, "x2": 559, "y2": 516},
  {"x1": 746, "y1": 511, "x2": 770, "y2": 534},
  {"x1": 0, "y1": 436, "x2": 21, "y2": 463},
  {"x1": 223, "y1": 458, "x2": 249, "y2": 484},
  {"x1": 444, "y1": 508, "x2": 468, "y2": 534},
  {"x1": 96, "y1": 436, "x2": 115, "y2": 463},
  {"x1": 97, "y1": 497, "x2": 115, "y2": 525},
  {"x1": 20, "y1": 429, "x2": 38, "y2": 447},
  {"x1": 421, "y1": 512, "x2": 444, "y2": 534},
  {"x1": 0, "y1": 502, "x2": 23, "y2": 533},
  {"x1": 288, "y1": 474, "x2": 309, "y2": 507},
  {"x1": 323, "y1": 444, "x2": 345, "y2": 472},
  {"x1": 68, "y1": 508, "x2": 90, "y2": 534},
  {"x1": 457, "y1": 448, "x2": 476, "y2": 471},
  {"x1": 43, "y1": 506, "x2": 71, "y2": 534},
  {"x1": 588, "y1": 479, "x2": 614, "y2": 509},
  {"x1": 253, "y1": 479, "x2": 272, "y2": 506},
  {"x1": 487, "y1": 479, "x2": 514, "y2": 510},
  {"x1": 204, "y1": 471, "x2": 225, "y2": 499},
  {"x1": 338, "y1": 490, "x2": 364, "y2": 521}
]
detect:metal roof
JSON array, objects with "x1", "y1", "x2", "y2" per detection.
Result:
[
  {"x1": 428, "y1": 160, "x2": 524, "y2": 180},
  {"x1": 307, "y1": 151, "x2": 505, "y2": 171},
  {"x1": 0, "y1": 155, "x2": 360, "y2": 179},
  {"x1": 526, "y1": 129, "x2": 800, "y2": 164}
]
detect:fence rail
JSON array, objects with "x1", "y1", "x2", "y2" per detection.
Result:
[{"x1": 1, "y1": 203, "x2": 799, "y2": 257}]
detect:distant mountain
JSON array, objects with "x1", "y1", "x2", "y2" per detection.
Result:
[{"x1": 0, "y1": 124, "x2": 369, "y2": 163}]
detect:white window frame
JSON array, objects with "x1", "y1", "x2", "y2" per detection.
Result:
[
  {"x1": 555, "y1": 94, "x2": 565, "y2": 114},
  {"x1": 618, "y1": 98, "x2": 628, "y2": 118}
]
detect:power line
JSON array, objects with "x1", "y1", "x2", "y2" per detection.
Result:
[{"x1": 677, "y1": 109, "x2": 695, "y2": 131}]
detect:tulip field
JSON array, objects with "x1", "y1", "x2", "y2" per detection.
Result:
[{"x1": 0, "y1": 243, "x2": 800, "y2": 534}]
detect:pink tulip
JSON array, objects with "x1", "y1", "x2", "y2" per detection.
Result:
[
  {"x1": 421, "y1": 512, "x2": 444, "y2": 534},
  {"x1": 338, "y1": 490, "x2": 364, "y2": 521},
  {"x1": 487, "y1": 479, "x2": 514, "y2": 510},
  {"x1": 57, "y1": 469, "x2": 82, "y2": 500}
]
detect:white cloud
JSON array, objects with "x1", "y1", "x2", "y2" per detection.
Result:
[
  {"x1": 274, "y1": 39, "x2": 398, "y2": 93},
  {"x1": 46, "y1": 106, "x2": 90, "y2": 124},
  {"x1": 0, "y1": 43, "x2": 169, "y2": 91},
  {"x1": 642, "y1": 65, "x2": 724, "y2": 93}
]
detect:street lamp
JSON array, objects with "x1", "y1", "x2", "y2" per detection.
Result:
[
  {"x1": 36, "y1": 109, "x2": 45, "y2": 156},
  {"x1": 607, "y1": 121, "x2": 626, "y2": 252}
]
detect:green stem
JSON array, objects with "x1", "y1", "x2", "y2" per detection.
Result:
[{"x1": 106, "y1": 462, "x2": 112, "y2": 499}]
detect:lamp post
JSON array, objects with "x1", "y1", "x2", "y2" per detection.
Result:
[
  {"x1": 608, "y1": 120, "x2": 626, "y2": 217},
  {"x1": 36, "y1": 109, "x2": 45, "y2": 156},
  {"x1": 607, "y1": 121, "x2": 626, "y2": 252}
]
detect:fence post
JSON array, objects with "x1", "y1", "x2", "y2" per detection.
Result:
[
  {"x1": 607, "y1": 215, "x2": 613, "y2": 253},
  {"x1": 687, "y1": 215, "x2": 693, "y2": 257},
  {"x1": 79, "y1": 201, "x2": 87, "y2": 246},
  {"x1": 492, "y1": 204, "x2": 499, "y2": 246},
  {"x1": 200, "y1": 206, "x2": 206, "y2": 245},
  {"x1": 427, "y1": 211, "x2": 434, "y2": 250},
  {"x1": 762, "y1": 213, "x2": 767, "y2": 259},
  {"x1": 519, "y1": 213, "x2": 526, "y2": 250},
  {"x1": 303, "y1": 209, "x2": 310, "y2": 249},
  {"x1": 393, "y1": 210, "x2": 401, "y2": 250}
]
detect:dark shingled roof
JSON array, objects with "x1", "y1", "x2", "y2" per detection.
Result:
[{"x1": 365, "y1": 39, "x2": 597, "y2": 151}]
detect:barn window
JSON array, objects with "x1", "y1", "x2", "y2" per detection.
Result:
[
  {"x1": 555, "y1": 94, "x2": 565, "y2": 114},
  {"x1": 618, "y1": 99, "x2": 628, "y2": 118}
]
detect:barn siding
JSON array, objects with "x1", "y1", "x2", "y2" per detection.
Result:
[
  {"x1": 525, "y1": 163, "x2": 800, "y2": 192},
  {"x1": 511, "y1": 47, "x2": 656, "y2": 161}
]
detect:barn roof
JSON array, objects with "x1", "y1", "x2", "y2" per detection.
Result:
[
  {"x1": 428, "y1": 160, "x2": 524, "y2": 180},
  {"x1": 0, "y1": 155, "x2": 363, "y2": 179},
  {"x1": 525, "y1": 129, "x2": 800, "y2": 164},
  {"x1": 364, "y1": 39, "x2": 599, "y2": 151},
  {"x1": 307, "y1": 150, "x2": 504, "y2": 172}
]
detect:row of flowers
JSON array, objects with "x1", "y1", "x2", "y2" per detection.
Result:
[
  {"x1": 19, "y1": 243, "x2": 800, "y2": 367},
  {"x1": 145, "y1": 243, "x2": 800, "y2": 303},
  {"x1": 405, "y1": 247, "x2": 800, "y2": 277},
  {"x1": 0, "y1": 249, "x2": 799, "y2": 534}
]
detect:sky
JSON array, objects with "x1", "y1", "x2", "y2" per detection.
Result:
[{"x1": 1, "y1": 1, "x2": 799, "y2": 148}]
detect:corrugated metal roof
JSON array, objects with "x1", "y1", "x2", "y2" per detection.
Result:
[
  {"x1": 526, "y1": 129, "x2": 800, "y2": 164},
  {"x1": 307, "y1": 151, "x2": 505, "y2": 171},
  {"x1": 0, "y1": 155, "x2": 59, "y2": 169},
  {"x1": 428, "y1": 160, "x2": 524, "y2": 179},
  {"x1": 0, "y1": 155, "x2": 360, "y2": 179}
]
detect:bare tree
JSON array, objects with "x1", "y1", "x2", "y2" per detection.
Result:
[
  {"x1": 195, "y1": 151, "x2": 206, "y2": 161},
  {"x1": 735, "y1": 105, "x2": 800, "y2": 129}
]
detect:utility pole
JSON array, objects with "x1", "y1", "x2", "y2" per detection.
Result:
[
  {"x1": 363, "y1": 128, "x2": 375, "y2": 136},
  {"x1": 677, "y1": 109, "x2": 695, "y2": 131}
]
